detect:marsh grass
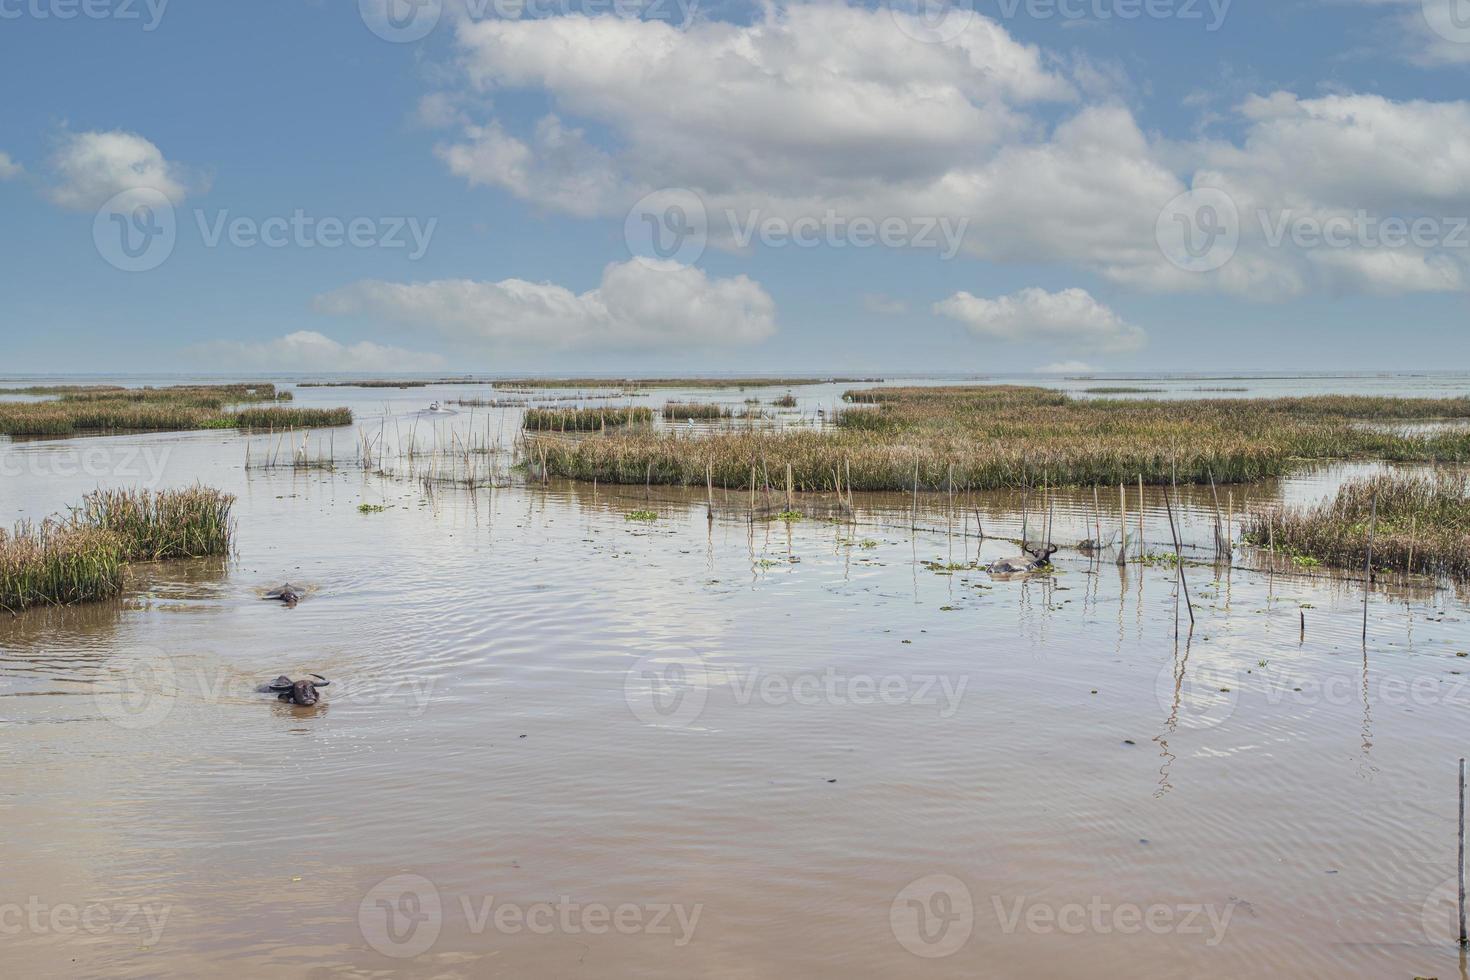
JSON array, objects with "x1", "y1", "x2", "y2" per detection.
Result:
[
  {"x1": 79, "y1": 486, "x2": 236, "y2": 561},
  {"x1": 522, "y1": 407, "x2": 654, "y2": 431},
  {"x1": 0, "y1": 485, "x2": 234, "y2": 611},
  {"x1": 1245, "y1": 472, "x2": 1470, "y2": 578},
  {"x1": 0, "y1": 522, "x2": 124, "y2": 612},
  {"x1": 502, "y1": 377, "x2": 879, "y2": 389},
  {"x1": 772, "y1": 394, "x2": 798, "y2": 408},
  {"x1": 662, "y1": 402, "x2": 731, "y2": 421},
  {"x1": 0, "y1": 384, "x2": 346, "y2": 437},
  {"x1": 531, "y1": 386, "x2": 1470, "y2": 494}
]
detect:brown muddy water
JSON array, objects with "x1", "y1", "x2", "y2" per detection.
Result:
[{"x1": 4, "y1": 379, "x2": 1470, "y2": 979}]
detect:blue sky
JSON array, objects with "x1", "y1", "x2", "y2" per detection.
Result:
[{"x1": 1, "y1": 0, "x2": 1468, "y2": 375}]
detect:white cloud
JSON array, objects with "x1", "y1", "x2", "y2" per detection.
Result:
[
  {"x1": 1339, "y1": 0, "x2": 1470, "y2": 66},
  {"x1": 45, "y1": 130, "x2": 195, "y2": 211},
  {"x1": 424, "y1": 6, "x2": 1470, "y2": 299},
  {"x1": 935, "y1": 287, "x2": 1146, "y2": 353},
  {"x1": 192, "y1": 331, "x2": 447, "y2": 372},
  {"x1": 1037, "y1": 360, "x2": 1095, "y2": 374},
  {"x1": 437, "y1": 116, "x2": 620, "y2": 218},
  {"x1": 313, "y1": 259, "x2": 776, "y2": 351},
  {"x1": 0, "y1": 151, "x2": 22, "y2": 180}
]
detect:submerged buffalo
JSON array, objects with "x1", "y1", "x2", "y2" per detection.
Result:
[
  {"x1": 988, "y1": 545, "x2": 1058, "y2": 575},
  {"x1": 258, "y1": 674, "x2": 331, "y2": 706},
  {"x1": 263, "y1": 584, "x2": 305, "y2": 606}
]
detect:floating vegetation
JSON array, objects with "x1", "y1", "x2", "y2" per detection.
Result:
[
  {"x1": 0, "y1": 384, "x2": 348, "y2": 437},
  {"x1": 522, "y1": 407, "x2": 654, "y2": 431},
  {"x1": 79, "y1": 486, "x2": 235, "y2": 561},
  {"x1": 358, "y1": 503, "x2": 387, "y2": 514},
  {"x1": 625, "y1": 510, "x2": 658, "y2": 522},
  {"x1": 1245, "y1": 472, "x2": 1470, "y2": 578},
  {"x1": 773, "y1": 510, "x2": 802, "y2": 522},
  {"x1": 530, "y1": 386, "x2": 1470, "y2": 493},
  {"x1": 662, "y1": 402, "x2": 731, "y2": 421}
]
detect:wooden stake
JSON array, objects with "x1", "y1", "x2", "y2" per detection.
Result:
[
  {"x1": 1363, "y1": 491, "x2": 1378, "y2": 642},
  {"x1": 786, "y1": 462, "x2": 794, "y2": 510},
  {"x1": 911, "y1": 463, "x2": 919, "y2": 531},
  {"x1": 1117, "y1": 483, "x2": 1128, "y2": 567},
  {"x1": 1460, "y1": 757, "x2": 1467, "y2": 947},
  {"x1": 1162, "y1": 488, "x2": 1195, "y2": 626}
]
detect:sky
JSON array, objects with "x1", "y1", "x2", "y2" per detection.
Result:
[{"x1": 1, "y1": 0, "x2": 1468, "y2": 376}]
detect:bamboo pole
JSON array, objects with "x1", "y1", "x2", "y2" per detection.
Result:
[
  {"x1": 1162, "y1": 488, "x2": 1195, "y2": 626},
  {"x1": 1460, "y1": 757, "x2": 1467, "y2": 947},
  {"x1": 1363, "y1": 491, "x2": 1378, "y2": 642},
  {"x1": 1117, "y1": 482, "x2": 1128, "y2": 566}
]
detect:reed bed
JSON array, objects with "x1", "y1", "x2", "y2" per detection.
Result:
[
  {"x1": 79, "y1": 486, "x2": 235, "y2": 561},
  {"x1": 530, "y1": 386, "x2": 1470, "y2": 493},
  {"x1": 0, "y1": 522, "x2": 124, "y2": 612},
  {"x1": 662, "y1": 402, "x2": 731, "y2": 421},
  {"x1": 1244, "y1": 473, "x2": 1470, "y2": 578},
  {"x1": 772, "y1": 394, "x2": 798, "y2": 408},
  {"x1": 501, "y1": 377, "x2": 879, "y2": 389},
  {"x1": 0, "y1": 384, "x2": 347, "y2": 436},
  {"x1": 522, "y1": 407, "x2": 654, "y2": 431}
]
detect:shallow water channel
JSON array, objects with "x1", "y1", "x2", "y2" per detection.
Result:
[{"x1": 3, "y1": 378, "x2": 1470, "y2": 978}]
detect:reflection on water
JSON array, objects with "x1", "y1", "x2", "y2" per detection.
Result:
[{"x1": 3, "y1": 377, "x2": 1470, "y2": 978}]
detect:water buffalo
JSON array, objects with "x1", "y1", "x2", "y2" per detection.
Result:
[
  {"x1": 263, "y1": 584, "x2": 305, "y2": 606},
  {"x1": 258, "y1": 674, "x2": 331, "y2": 706},
  {"x1": 988, "y1": 545, "x2": 1058, "y2": 575}
]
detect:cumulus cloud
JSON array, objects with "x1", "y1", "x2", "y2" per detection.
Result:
[
  {"x1": 192, "y1": 331, "x2": 447, "y2": 372},
  {"x1": 0, "y1": 151, "x2": 22, "y2": 180},
  {"x1": 423, "y1": 5, "x2": 1470, "y2": 299},
  {"x1": 437, "y1": 116, "x2": 620, "y2": 218},
  {"x1": 45, "y1": 130, "x2": 196, "y2": 211},
  {"x1": 935, "y1": 287, "x2": 1146, "y2": 354},
  {"x1": 312, "y1": 259, "x2": 776, "y2": 351}
]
